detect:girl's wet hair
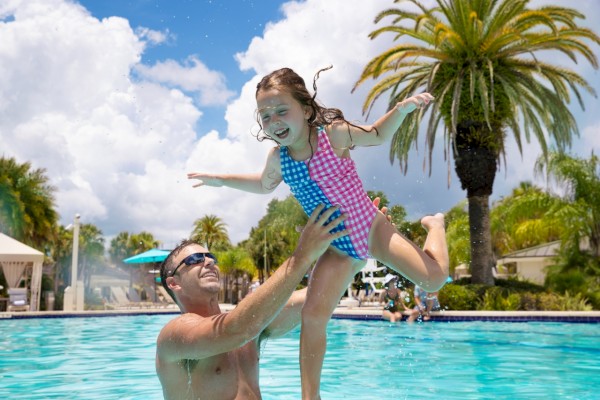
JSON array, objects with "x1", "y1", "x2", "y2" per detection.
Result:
[{"x1": 254, "y1": 66, "x2": 376, "y2": 144}]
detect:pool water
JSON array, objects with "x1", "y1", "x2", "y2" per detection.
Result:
[{"x1": 0, "y1": 315, "x2": 598, "y2": 399}]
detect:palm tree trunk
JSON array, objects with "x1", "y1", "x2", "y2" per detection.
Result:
[{"x1": 468, "y1": 195, "x2": 494, "y2": 285}]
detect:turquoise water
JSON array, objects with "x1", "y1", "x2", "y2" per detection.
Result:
[{"x1": 0, "y1": 315, "x2": 598, "y2": 399}]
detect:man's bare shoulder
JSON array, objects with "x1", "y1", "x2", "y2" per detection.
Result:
[
  {"x1": 159, "y1": 313, "x2": 204, "y2": 339},
  {"x1": 157, "y1": 312, "x2": 215, "y2": 362}
]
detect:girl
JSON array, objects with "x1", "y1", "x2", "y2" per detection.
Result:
[{"x1": 188, "y1": 67, "x2": 449, "y2": 399}]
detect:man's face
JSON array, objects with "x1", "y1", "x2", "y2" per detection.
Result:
[{"x1": 172, "y1": 245, "x2": 221, "y2": 294}]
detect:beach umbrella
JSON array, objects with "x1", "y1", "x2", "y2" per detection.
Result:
[{"x1": 123, "y1": 248, "x2": 170, "y2": 264}]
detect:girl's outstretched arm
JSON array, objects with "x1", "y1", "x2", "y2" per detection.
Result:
[
  {"x1": 328, "y1": 93, "x2": 434, "y2": 149},
  {"x1": 187, "y1": 147, "x2": 283, "y2": 194}
]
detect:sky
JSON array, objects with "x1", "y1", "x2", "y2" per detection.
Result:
[{"x1": 1, "y1": 0, "x2": 599, "y2": 250}]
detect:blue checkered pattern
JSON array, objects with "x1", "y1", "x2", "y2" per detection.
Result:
[{"x1": 280, "y1": 146, "x2": 361, "y2": 259}]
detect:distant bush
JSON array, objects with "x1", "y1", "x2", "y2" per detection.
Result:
[
  {"x1": 438, "y1": 284, "x2": 479, "y2": 310},
  {"x1": 436, "y1": 278, "x2": 596, "y2": 311},
  {"x1": 477, "y1": 287, "x2": 520, "y2": 311},
  {"x1": 494, "y1": 277, "x2": 545, "y2": 293}
]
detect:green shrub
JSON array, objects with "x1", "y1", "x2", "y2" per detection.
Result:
[
  {"x1": 519, "y1": 292, "x2": 538, "y2": 310},
  {"x1": 438, "y1": 284, "x2": 479, "y2": 310},
  {"x1": 494, "y1": 277, "x2": 544, "y2": 293},
  {"x1": 477, "y1": 287, "x2": 520, "y2": 311},
  {"x1": 545, "y1": 270, "x2": 588, "y2": 294},
  {"x1": 536, "y1": 292, "x2": 563, "y2": 311},
  {"x1": 560, "y1": 291, "x2": 593, "y2": 311}
]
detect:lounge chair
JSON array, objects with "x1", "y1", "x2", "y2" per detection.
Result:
[
  {"x1": 106, "y1": 286, "x2": 136, "y2": 309},
  {"x1": 128, "y1": 287, "x2": 153, "y2": 308},
  {"x1": 157, "y1": 285, "x2": 176, "y2": 306},
  {"x1": 7, "y1": 288, "x2": 30, "y2": 312}
]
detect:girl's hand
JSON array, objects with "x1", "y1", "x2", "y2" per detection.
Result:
[
  {"x1": 187, "y1": 172, "x2": 223, "y2": 188},
  {"x1": 395, "y1": 92, "x2": 434, "y2": 115}
]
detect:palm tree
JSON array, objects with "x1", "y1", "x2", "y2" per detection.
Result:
[
  {"x1": 354, "y1": 0, "x2": 600, "y2": 284},
  {"x1": 0, "y1": 156, "x2": 58, "y2": 249},
  {"x1": 78, "y1": 224, "x2": 105, "y2": 292},
  {"x1": 109, "y1": 232, "x2": 132, "y2": 269},
  {"x1": 535, "y1": 151, "x2": 600, "y2": 257},
  {"x1": 491, "y1": 181, "x2": 561, "y2": 255},
  {"x1": 217, "y1": 247, "x2": 257, "y2": 304},
  {"x1": 191, "y1": 215, "x2": 231, "y2": 251},
  {"x1": 49, "y1": 225, "x2": 76, "y2": 293}
]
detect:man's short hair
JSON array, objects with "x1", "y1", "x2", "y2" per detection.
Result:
[{"x1": 160, "y1": 239, "x2": 200, "y2": 303}]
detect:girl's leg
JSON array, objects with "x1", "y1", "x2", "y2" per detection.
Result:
[
  {"x1": 369, "y1": 212, "x2": 449, "y2": 292},
  {"x1": 300, "y1": 248, "x2": 365, "y2": 400}
]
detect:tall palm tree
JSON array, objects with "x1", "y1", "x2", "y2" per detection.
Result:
[
  {"x1": 78, "y1": 224, "x2": 105, "y2": 291},
  {"x1": 109, "y1": 232, "x2": 132, "y2": 269},
  {"x1": 355, "y1": 0, "x2": 600, "y2": 284},
  {"x1": 191, "y1": 215, "x2": 231, "y2": 251},
  {"x1": 0, "y1": 156, "x2": 58, "y2": 249}
]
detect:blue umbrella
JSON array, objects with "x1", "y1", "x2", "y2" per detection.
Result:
[{"x1": 123, "y1": 248, "x2": 170, "y2": 264}]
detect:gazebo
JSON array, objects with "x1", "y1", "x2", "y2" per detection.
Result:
[{"x1": 0, "y1": 233, "x2": 44, "y2": 311}]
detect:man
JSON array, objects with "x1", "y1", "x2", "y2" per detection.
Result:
[{"x1": 156, "y1": 204, "x2": 347, "y2": 399}]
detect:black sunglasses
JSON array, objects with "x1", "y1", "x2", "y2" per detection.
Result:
[{"x1": 170, "y1": 252, "x2": 218, "y2": 277}]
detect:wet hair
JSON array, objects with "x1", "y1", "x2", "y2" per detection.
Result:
[
  {"x1": 254, "y1": 66, "x2": 378, "y2": 151},
  {"x1": 159, "y1": 239, "x2": 198, "y2": 304}
]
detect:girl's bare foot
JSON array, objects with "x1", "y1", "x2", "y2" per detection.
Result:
[{"x1": 421, "y1": 213, "x2": 445, "y2": 231}]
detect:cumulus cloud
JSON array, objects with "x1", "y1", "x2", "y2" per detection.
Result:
[
  {"x1": 2, "y1": 0, "x2": 598, "y2": 249},
  {"x1": 135, "y1": 57, "x2": 236, "y2": 106}
]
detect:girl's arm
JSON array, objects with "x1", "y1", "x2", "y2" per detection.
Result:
[
  {"x1": 187, "y1": 147, "x2": 283, "y2": 194},
  {"x1": 328, "y1": 93, "x2": 434, "y2": 149}
]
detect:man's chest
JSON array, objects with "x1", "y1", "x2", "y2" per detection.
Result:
[{"x1": 188, "y1": 342, "x2": 261, "y2": 398}]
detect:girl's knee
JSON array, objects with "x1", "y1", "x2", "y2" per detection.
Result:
[{"x1": 301, "y1": 301, "x2": 333, "y2": 326}]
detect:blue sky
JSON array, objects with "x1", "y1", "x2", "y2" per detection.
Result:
[
  {"x1": 79, "y1": 0, "x2": 287, "y2": 134},
  {"x1": 1, "y1": 0, "x2": 599, "y2": 249}
]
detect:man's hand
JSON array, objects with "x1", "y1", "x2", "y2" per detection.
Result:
[
  {"x1": 294, "y1": 204, "x2": 348, "y2": 262},
  {"x1": 372, "y1": 197, "x2": 394, "y2": 225}
]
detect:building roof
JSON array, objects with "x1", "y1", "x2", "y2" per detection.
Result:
[
  {"x1": 0, "y1": 233, "x2": 44, "y2": 263},
  {"x1": 498, "y1": 240, "x2": 561, "y2": 261}
]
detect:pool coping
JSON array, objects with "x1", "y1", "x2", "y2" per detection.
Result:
[{"x1": 2, "y1": 305, "x2": 600, "y2": 323}]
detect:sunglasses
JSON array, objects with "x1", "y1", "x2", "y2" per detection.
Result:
[{"x1": 170, "y1": 252, "x2": 218, "y2": 277}]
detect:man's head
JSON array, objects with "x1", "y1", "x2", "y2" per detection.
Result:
[{"x1": 160, "y1": 240, "x2": 219, "y2": 304}]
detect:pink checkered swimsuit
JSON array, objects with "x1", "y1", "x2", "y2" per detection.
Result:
[{"x1": 280, "y1": 126, "x2": 378, "y2": 259}]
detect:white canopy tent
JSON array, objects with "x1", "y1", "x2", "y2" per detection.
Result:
[{"x1": 0, "y1": 233, "x2": 44, "y2": 311}]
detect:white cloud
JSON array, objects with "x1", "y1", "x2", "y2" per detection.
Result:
[
  {"x1": 134, "y1": 26, "x2": 171, "y2": 46},
  {"x1": 135, "y1": 57, "x2": 236, "y2": 106}
]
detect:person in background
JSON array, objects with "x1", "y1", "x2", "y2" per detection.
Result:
[
  {"x1": 407, "y1": 284, "x2": 440, "y2": 322},
  {"x1": 381, "y1": 274, "x2": 412, "y2": 323}
]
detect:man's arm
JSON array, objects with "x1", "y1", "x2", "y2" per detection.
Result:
[
  {"x1": 260, "y1": 288, "x2": 306, "y2": 341},
  {"x1": 157, "y1": 205, "x2": 347, "y2": 362}
]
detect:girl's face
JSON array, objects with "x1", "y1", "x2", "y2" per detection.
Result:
[{"x1": 256, "y1": 88, "x2": 310, "y2": 147}]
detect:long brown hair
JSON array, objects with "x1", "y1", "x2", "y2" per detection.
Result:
[{"x1": 254, "y1": 66, "x2": 377, "y2": 147}]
